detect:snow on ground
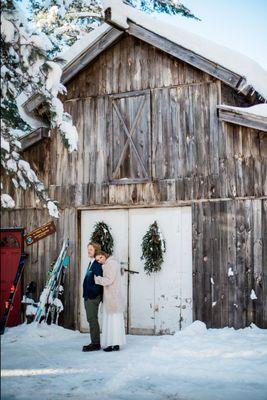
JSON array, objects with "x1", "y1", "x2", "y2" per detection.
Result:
[{"x1": 1, "y1": 321, "x2": 267, "y2": 400}]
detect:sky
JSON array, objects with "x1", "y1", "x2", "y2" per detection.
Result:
[{"x1": 173, "y1": 0, "x2": 267, "y2": 70}]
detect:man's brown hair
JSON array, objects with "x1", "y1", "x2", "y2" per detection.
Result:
[{"x1": 88, "y1": 242, "x2": 101, "y2": 253}]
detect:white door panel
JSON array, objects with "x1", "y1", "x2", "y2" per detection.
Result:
[
  {"x1": 128, "y1": 210, "x2": 155, "y2": 333},
  {"x1": 129, "y1": 207, "x2": 192, "y2": 334}
]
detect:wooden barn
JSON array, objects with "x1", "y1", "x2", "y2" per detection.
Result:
[{"x1": 2, "y1": 1, "x2": 267, "y2": 333}]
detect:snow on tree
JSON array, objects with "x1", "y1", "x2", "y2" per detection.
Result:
[
  {"x1": 31, "y1": 0, "x2": 104, "y2": 54},
  {"x1": 30, "y1": 0, "x2": 198, "y2": 55},
  {"x1": 1, "y1": 0, "x2": 78, "y2": 217},
  {"x1": 125, "y1": 0, "x2": 199, "y2": 19}
]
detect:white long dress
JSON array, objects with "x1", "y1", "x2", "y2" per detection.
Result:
[
  {"x1": 95, "y1": 256, "x2": 126, "y2": 348},
  {"x1": 101, "y1": 304, "x2": 126, "y2": 347}
]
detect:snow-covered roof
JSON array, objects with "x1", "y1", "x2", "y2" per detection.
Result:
[
  {"x1": 62, "y1": 23, "x2": 112, "y2": 71},
  {"x1": 17, "y1": 92, "x2": 49, "y2": 130},
  {"x1": 103, "y1": 0, "x2": 267, "y2": 99},
  {"x1": 217, "y1": 104, "x2": 267, "y2": 132},
  {"x1": 218, "y1": 104, "x2": 267, "y2": 118},
  {"x1": 61, "y1": 0, "x2": 267, "y2": 100}
]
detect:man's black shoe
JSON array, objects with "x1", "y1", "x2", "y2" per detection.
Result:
[
  {"x1": 113, "y1": 345, "x2": 120, "y2": 351},
  {"x1": 82, "y1": 343, "x2": 101, "y2": 352},
  {"x1": 103, "y1": 346, "x2": 113, "y2": 352}
]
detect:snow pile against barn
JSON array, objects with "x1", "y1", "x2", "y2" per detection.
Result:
[{"x1": 1, "y1": 321, "x2": 267, "y2": 400}]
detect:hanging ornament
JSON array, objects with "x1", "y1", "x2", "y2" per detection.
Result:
[
  {"x1": 141, "y1": 220, "x2": 166, "y2": 275},
  {"x1": 90, "y1": 221, "x2": 114, "y2": 255}
]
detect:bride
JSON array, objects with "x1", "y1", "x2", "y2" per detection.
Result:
[{"x1": 94, "y1": 250, "x2": 126, "y2": 351}]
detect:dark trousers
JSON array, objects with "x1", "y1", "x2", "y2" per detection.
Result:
[{"x1": 84, "y1": 295, "x2": 102, "y2": 344}]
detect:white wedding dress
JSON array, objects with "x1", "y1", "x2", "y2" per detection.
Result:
[
  {"x1": 101, "y1": 304, "x2": 126, "y2": 347},
  {"x1": 95, "y1": 256, "x2": 126, "y2": 348}
]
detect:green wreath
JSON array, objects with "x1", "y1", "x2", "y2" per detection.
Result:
[
  {"x1": 141, "y1": 221, "x2": 166, "y2": 275},
  {"x1": 90, "y1": 221, "x2": 114, "y2": 255}
]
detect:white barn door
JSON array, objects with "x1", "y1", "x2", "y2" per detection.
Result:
[
  {"x1": 128, "y1": 207, "x2": 192, "y2": 334},
  {"x1": 80, "y1": 207, "x2": 192, "y2": 334},
  {"x1": 80, "y1": 209, "x2": 128, "y2": 332}
]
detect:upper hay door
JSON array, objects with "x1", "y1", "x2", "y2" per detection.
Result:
[{"x1": 108, "y1": 90, "x2": 151, "y2": 184}]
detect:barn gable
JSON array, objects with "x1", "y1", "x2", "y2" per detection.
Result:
[
  {"x1": 64, "y1": 34, "x2": 214, "y2": 100},
  {"x1": 63, "y1": 23, "x2": 243, "y2": 95},
  {"x1": 59, "y1": 1, "x2": 267, "y2": 99}
]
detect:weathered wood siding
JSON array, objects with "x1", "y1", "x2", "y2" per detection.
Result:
[
  {"x1": 19, "y1": 98, "x2": 266, "y2": 208},
  {"x1": 65, "y1": 35, "x2": 213, "y2": 99},
  {"x1": 192, "y1": 199, "x2": 267, "y2": 329},
  {"x1": 2, "y1": 34, "x2": 266, "y2": 329},
  {"x1": 13, "y1": 34, "x2": 265, "y2": 207}
]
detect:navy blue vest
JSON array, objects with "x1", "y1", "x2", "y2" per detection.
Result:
[{"x1": 82, "y1": 260, "x2": 103, "y2": 300}]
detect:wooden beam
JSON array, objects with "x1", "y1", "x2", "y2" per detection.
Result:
[
  {"x1": 62, "y1": 27, "x2": 124, "y2": 84},
  {"x1": 20, "y1": 128, "x2": 50, "y2": 151},
  {"x1": 24, "y1": 94, "x2": 46, "y2": 113},
  {"x1": 109, "y1": 178, "x2": 150, "y2": 185},
  {"x1": 126, "y1": 21, "x2": 244, "y2": 91},
  {"x1": 218, "y1": 107, "x2": 267, "y2": 132}
]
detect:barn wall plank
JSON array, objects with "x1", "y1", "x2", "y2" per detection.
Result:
[
  {"x1": 192, "y1": 199, "x2": 266, "y2": 328},
  {"x1": 262, "y1": 200, "x2": 267, "y2": 328}
]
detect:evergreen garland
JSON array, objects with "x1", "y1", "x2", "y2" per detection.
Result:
[
  {"x1": 141, "y1": 221, "x2": 166, "y2": 275},
  {"x1": 90, "y1": 221, "x2": 114, "y2": 255}
]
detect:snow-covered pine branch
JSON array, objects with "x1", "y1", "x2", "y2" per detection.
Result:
[
  {"x1": 124, "y1": 0, "x2": 199, "y2": 19},
  {"x1": 1, "y1": 0, "x2": 78, "y2": 217},
  {"x1": 31, "y1": 0, "x2": 104, "y2": 53},
  {"x1": 67, "y1": 11, "x2": 104, "y2": 18},
  {"x1": 30, "y1": 0, "x2": 198, "y2": 55}
]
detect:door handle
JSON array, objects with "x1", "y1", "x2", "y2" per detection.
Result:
[{"x1": 123, "y1": 269, "x2": 139, "y2": 274}]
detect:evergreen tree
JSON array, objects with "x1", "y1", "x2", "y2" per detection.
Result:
[
  {"x1": 125, "y1": 0, "x2": 199, "y2": 19},
  {"x1": 31, "y1": 0, "x2": 103, "y2": 54},
  {"x1": 1, "y1": 0, "x2": 78, "y2": 216}
]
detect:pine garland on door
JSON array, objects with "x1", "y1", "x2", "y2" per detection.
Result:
[
  {"x1": 90, "y1": 221, "x2": 114, "y2": 255},
  {"x1": 141, "y1": 221, "x2": 166, "y2": 275}
]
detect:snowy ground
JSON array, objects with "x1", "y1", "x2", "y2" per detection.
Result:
[{"x1": 1, "y1": 321, "x2": 267, "y2": 400}]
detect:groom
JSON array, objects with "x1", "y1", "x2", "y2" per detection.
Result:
[{"x1": 82, "y1": 242, "x2": 103, "y2": 352}]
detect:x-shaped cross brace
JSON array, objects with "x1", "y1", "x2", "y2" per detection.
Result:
[{"x1": 112, "y1": 96, "x2": 149, "y2": 179}]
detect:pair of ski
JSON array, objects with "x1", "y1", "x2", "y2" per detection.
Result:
[
  {"x1": 0, "y1": 239, "x2": 70, "y2": 334},
  {"x1": 34, "y1": 239, "x2": 70, "y2": 324}
]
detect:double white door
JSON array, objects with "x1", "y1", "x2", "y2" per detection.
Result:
[{"x1": 80, "y1": 207, "x2": 192, "y2": 334}]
